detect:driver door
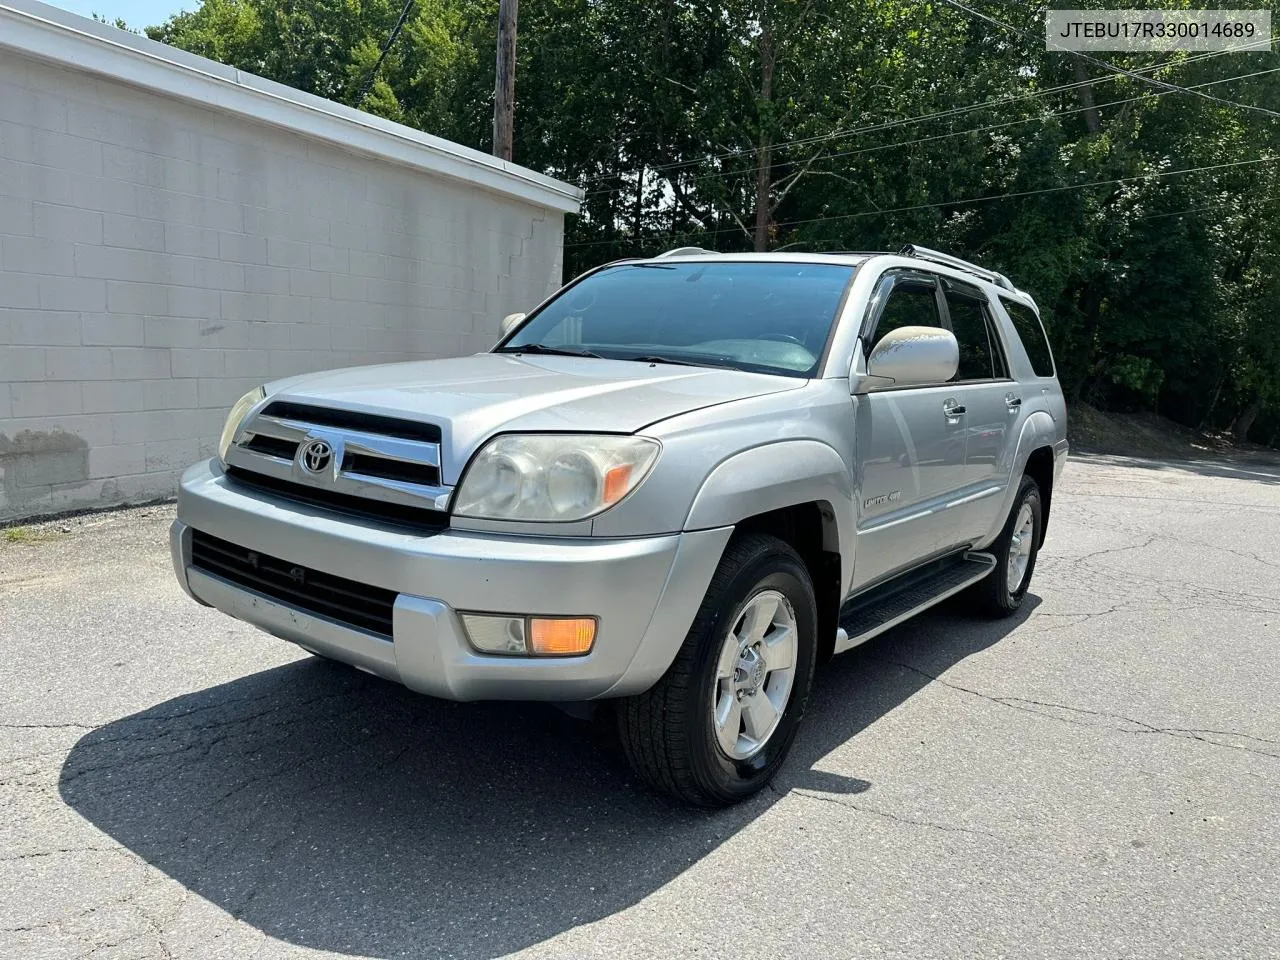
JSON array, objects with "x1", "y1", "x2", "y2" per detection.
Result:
[{"x1": 850, "y1": 270, "x2": 969, "y2": 591}]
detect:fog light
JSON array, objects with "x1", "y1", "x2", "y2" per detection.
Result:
[
  {"x1": 460, "y1": 614, "x2": 596, "y2": 657},
  {"x1": 529, "y1": 617, "x2": 596, "y2": 656},
  {"x1": 460, "y1": 614, "x2": 526, "y2": 654}
]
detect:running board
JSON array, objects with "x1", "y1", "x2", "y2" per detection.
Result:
[{"x1": 833, "y1": 551, "x2": 997, "y2": 654}]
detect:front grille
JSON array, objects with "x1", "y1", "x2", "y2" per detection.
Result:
[
  {"x1": 226, "y1": 467, "x2": 449, "y2": 531},
  {"x1": 343, "y1": 452, "x2": 437, "y2": 485},
  {"x1": 190, "y1": 530, "x2": 396, "y2": 638}
]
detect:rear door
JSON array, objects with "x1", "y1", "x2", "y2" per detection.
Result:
[
  {"x1": 851, "y1": 270, "x2": 969, "y2": 591},
  {"x1": 939, "y1": 278, "x2": 1019, "y2": 543}
]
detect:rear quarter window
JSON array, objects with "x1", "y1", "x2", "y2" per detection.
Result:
[{"x1": 1000, "y1": 298, "x2": 1055, "y2": 378}]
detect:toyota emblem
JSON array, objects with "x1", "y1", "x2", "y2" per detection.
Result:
[{"x1": 299, "y1": 438, "x2": 334, "y2": 475}]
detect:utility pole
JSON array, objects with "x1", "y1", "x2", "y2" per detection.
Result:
[{"x1": 493, "y1": 0, "x2": 518, "y2": 162}]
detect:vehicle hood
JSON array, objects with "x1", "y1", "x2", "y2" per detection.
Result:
[{"x1": 266, "y1": 353, "x2": 804, "y2": 483}]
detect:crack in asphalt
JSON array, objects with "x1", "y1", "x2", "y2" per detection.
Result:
[
  {"x1": 787, "y1": 788, "x2": 1007, "y2": 841},
  {"x1": 882, "y1": 660, "x2": 1280, "y2": 762}
]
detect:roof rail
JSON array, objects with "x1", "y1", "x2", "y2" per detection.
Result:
[
  {"x1": 898, "y1": 244, "x2": 1015, "y2": 291},
  {"x1": 655, "y1": 246, "x2": 717, "y2": 258}
]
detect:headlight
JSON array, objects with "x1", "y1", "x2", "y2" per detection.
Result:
[
  {"x1": 217, "y1": 386, "x2": 266, "y2": 462},
  {"x1": 454, "y1": 434, "x2": 660, "y2": 522}
]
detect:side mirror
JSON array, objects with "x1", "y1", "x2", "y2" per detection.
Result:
[
  {"x1": 851, "y1": 326, "x2": 958, "y2": 394},
  {"x1": 499, "y1": 312, "x2": 526, "y2": 337}
]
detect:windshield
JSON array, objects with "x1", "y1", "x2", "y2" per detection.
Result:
[{"x1": 497, "y1": 261, "x2": 856, "y2": 378}]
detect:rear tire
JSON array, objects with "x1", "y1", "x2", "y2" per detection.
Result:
[
  {"x1": 617, "y1": 533, "x2": 818, "y2": 806},
  {"x1": 970, "y1": 474, "x2": 1042, "y2": 617}
]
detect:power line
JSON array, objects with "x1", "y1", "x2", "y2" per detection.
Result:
[
  {"x1": 354, "y1": 0, "x2": 417, "y2": 109},
  {"x1": 583, "y1": 64, "x2": 1280, "y2": 199},
  {"x1": 579, "y1": 41, "x2": 1262, "y2": 187},
  {"x1": 565, "y1": 155, "x2": 1279, "y2": 250},
  {"x1": 936, "y1": 0, "x2": 1280, "y2": 120}
]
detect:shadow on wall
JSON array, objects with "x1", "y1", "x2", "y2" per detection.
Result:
[
  {"x1": 59, "y1": 597, "x2": 1037, "y2": 959},
  {"x1": 0, "y1": 430, "x2": 89, "y2": 517}
]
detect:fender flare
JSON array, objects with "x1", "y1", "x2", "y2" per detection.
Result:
[
  {"x1": 683, "y1": 440, "x2": 856, "y2": 594},
  {"x1": 983, "y1": 411, "x2": 1057, "y2": 543}
]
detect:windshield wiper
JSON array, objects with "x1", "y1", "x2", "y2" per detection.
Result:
[
  {"x1": 618, "y1": 352, "x2": 745, "y2": 371},
  {"x1": 498, "y1": 343, "x2": 605, "y2": 359}
]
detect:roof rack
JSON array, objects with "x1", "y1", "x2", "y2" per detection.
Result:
[
  {"x1": 654, "y1": 246, "x2": 717, "y2": 258},
  {"x1": 898, "y1": 244, "x2": 1015, "y2": 291}
]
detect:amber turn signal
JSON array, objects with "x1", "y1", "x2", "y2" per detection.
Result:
[{"x1": 529, "y1": 617, "x2": 597, "y2": 656}]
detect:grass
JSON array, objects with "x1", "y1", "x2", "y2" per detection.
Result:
[{"x1": 1, "y1": 526, "x2": 63, "y2": 545}]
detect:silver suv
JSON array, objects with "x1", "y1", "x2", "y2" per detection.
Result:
[{"x1": 172, "y1": 245, "x2": 1068, "y2": 805}]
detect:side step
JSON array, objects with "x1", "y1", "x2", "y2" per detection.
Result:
[{"x1": 833, "y1": 552, "x2": 996, "y2": 654}]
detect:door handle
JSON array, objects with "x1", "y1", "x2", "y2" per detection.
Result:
[
  {"x1": 1005, "y1": 393, "x2": 1022, "y2": 411},
  {"x1": 943, "y1": 399, "x2": 966, "y2": 418}
]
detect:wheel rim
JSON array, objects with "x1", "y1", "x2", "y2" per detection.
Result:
[
  {"x1": 711, "y1": 589, "x2": 798, "y2": 761},
  {"x1": 1006, "y1": 502, "x2": 1036, "y2": 593}
]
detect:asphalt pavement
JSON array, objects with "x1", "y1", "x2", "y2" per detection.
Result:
[{"x1": 2, "y1": 454, "x2": 1278, "y2": 960}]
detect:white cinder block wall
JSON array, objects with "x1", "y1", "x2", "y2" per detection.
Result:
[{"x1": 0, "y1": 0, "x2": 581, "y2": 521}]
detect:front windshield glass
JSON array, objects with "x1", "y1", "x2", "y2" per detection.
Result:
[{"x1": 497, "y1": 261, "x2": 856, "y2": 378}]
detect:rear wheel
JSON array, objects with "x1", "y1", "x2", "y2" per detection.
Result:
[
  {"x1": 970, "y1": 474, "x2": 1042, "y2": 617},
  {"x1": 617, "y1": 533, "x2": 817, "y2": 806}
]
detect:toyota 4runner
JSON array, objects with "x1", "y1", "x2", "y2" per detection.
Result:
[{"x1": 172, "y1": 244, "x2": 1068, "y2": 806}]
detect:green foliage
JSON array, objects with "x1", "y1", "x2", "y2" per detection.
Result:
[{"x1": 144, "y1": 0, "x2": 1280, "y2": 444}]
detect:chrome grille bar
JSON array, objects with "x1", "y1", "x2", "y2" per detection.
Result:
[{"x1": 225, "y1": 402, "x2": 451, "y2": 517}]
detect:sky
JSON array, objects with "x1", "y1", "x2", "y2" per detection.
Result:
[{"x1": 47, "y1": 0, "x2": 192, "y2": 31}]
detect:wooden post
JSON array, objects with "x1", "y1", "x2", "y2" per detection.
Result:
[{"x1": 493, "y1": 0, "x2": 518, "y2": 161}]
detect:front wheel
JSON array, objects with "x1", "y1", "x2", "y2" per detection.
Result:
[
  {"x1": 617, "y1": 533, "x2": 818, "y2": 806},
  {"x1": 969, "y1": 474, "x2": 1043, "y2": 617}
]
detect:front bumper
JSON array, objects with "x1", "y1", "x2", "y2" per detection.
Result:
[{"x1": 172, "y1": 460, "x2": 731, "y2": 701}]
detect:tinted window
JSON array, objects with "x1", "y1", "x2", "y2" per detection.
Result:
[
  {"x1": 500, "y1": 262, "x2": 855, "y2": 378},
  {"x1": 873, "y1": 281, "x2": 941, "y2": 344},
  {"x1": 1001, "y1": 298, "x2": 1055, "y2": 377},
  {"x1": 946, "y1": 291, "x2": 1005, "y2": 381}
]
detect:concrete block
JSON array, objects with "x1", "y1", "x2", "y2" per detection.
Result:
[
  {"x1": 219, "y1": 291, "x2": 270, "y2": 323},
  {"x1": 164, "y1": 286, "x2": 221, "y2": 320},
  {"x1": 242, "y1": 264, "x2": 290, "y2": 295},
  {"x1": 32, "y1": 203, "x2": 103, "y2": 245},
  {"x1": 0, "y1": 158, "x2": 73, "y2": 205},
  {"x1": 267, "y1": 237, "x2": 310, "y2": 269},
  {"x1": 164, "y1": 222, "x2": 220, "y2": 259},
  {"x1": 81, "y1": 380, "x2": 145, "y2": 414},
  {"x1": 289, "y1": 269, "x2": 329, "y2": 298},
  {"x1": 82, "y1": 313, "x2": 144, "y2": 346},
  {"x1": 143, "y1": 315, "x2": 201, "y2": 348},
  {"x1": 0, "y1": 196, "x2": 34, "y2": 236},
  {"x1": 247, "y1": 322, "x2": 292, "y2": 350},
  {"x1": 39, "y1": 276, "x2": 106, "y2": 312},
  {"x1": 170, "y1": 348, "x2": 223, "y2": 379},
  {"x1": 111, "y1": 410, "x2": 170, "y2": 444},
  {"x1": 75, "y1": 245, "x2": 197, "y2": 286},
  {"x1": 1, "y1": 236, "x2": 74, "y2": 276},
  {"x1": 197, "y1": 377, "x2": 258, "y2": 409},
  {"x1": 222, "y1": 348, "x2": 270, "y2": 378},
  {"x1": 45, "y1": 346, "x2": 113, "y2": 381},
  {"x1": 218, "y1": 231, "x2": 267, "y2": 265},
  {"x1": 0, "y1": 85, "x2": 67, "y2": 133},
  {"x1": 1, "y1": 308, "x2": 80, "y2": 346},
  {"x1": 88, "y1": 443, "x2": 146, "y2": 479},
  {"x1": 191, "y1": 259, "x2": 245, "y2": 291},
  {"x1": 144, "y1": 437, "x2": 200, "y2": 473},
  {"x1": 0, "y1": 271, "x2": 40, "y2": 308},
  {"x1": 111, "y1": 347, "x2": 171, "y2": 380},
  {"x1": 143, "y1": 379, "x2": 199, "y2": 410},
  {"x1": 196, "y1": 319, "x2": 249, "y2": 349},
  {"x1": 10, "y1": 380, "x2": 83, "y2": 417},
  {"x1": 0, "y1": 345, "x2": 45, "y2": 382},
  {"x1": 106, "y1": 279, "x2": 167, "y2": 315},
  {"x1": 103, "y1": 214, "x2": 166, "y2": 251}
]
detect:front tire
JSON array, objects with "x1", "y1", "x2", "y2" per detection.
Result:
[
  {"x1": 970, "y1": 474, "x2": 1043, "y2": 617},
  {"x1": 617, "y1": 533, "x2": 818, "y2": 806}
]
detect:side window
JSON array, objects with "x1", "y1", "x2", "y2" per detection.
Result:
[
  {"x1": 872, "y1": 279, "x2": 941, "y2": 345},
  {"x1": 1001, "y1": 298, "x2": 1056, "y2": 377},
  {"x1": 945, "y1": 289, "x2": 1007, "y2": 381}
]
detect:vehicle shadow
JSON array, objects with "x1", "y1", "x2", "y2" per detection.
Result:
[{"x1": 59, "y1": 596, "x2": 1038, "y2": 959}]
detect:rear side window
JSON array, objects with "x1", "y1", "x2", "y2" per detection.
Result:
[
  {"x1": 1001, "y1": 298, "x2": 1055, "y2": 377},
  {"x1": 945, "y1": 288, "x2": 1008, "y2": 381}
]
